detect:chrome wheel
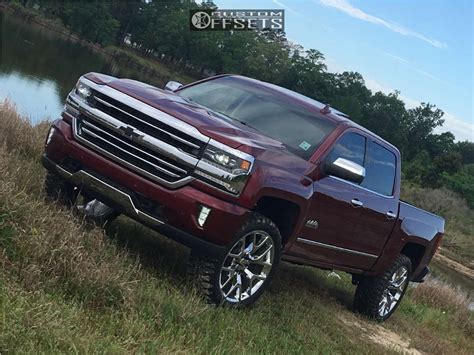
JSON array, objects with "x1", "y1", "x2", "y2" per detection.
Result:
[
  {"x1": 378, "y1": 266, "x2": 408, "y2": 317},
  {"x1": 219, "y1": 230, "x2": 275, "y2": 303}
]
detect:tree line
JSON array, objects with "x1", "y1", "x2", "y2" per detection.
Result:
[{"x1": 14, "y1": 0, "x2": 474, "y2": 207}]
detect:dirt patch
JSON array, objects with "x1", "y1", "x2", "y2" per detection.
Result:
[
  {"x1": 435, "y1": 252, "x2": 474, "y2": 280},
  {"x1": 340, "y1": 315, "x2": 422, "y2": 354}
]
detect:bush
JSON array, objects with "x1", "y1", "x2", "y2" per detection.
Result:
[{"x1": 442, "y1": 165, "x2": 474, "y2": 209}]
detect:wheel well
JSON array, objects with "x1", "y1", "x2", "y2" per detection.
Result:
[
  {"x1": 400, "y1": 243, "x2": 425, "y2": 271},
  {"x1": 253, "y1": 197, "x2": 300, "y2": 246}
]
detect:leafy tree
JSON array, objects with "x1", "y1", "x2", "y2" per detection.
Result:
[
  {"x1": 425, "y1": 132, "x2": 456, "y2": 157},
  {"x1": 456, "y1": 141, "x2": 474, "y2": 165},
  {"x1": 360, "y1": 91, "x2": 409, "y2": 152},
  {"x1": 442, "y1": 164, "x2": 474, "y2": 208},
  {"x1": 404, "y1": 150, "x2": 439, "y2": 187},
  {"x1": 405, "y1": 103, "x2": 444, "y2": 160},
  {"x1": 331, "y1": 72, "x2": 371, "y2": 124}
]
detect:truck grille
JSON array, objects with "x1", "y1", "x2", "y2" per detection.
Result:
[
  {"x1": 92, "y1": 91, "x2": 203, "y2": 157},
  {"x1": 71, "y1": 88, "x2": 207, "y2": 188}
]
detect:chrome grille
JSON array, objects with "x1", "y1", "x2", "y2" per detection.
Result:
[
  {"x1": 69, "y1": 81, "x2": 209, "y2": 188},
  {"x1": 77, "y1": 116, "x2": 189, "y2": 182},
  {"x1": 91, "y1": 91, "x2": 203, "y2": 157}
]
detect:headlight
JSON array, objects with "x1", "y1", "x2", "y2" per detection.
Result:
[
  {"x1": 203, "y1": 146, "x2": 252, "y2": 175},
  {"x1": 195, "y1": 140, "x2": 254, "y2": 195},
  {"x1": 75, "y1": 80, "x2": 92, "y2": 101}
]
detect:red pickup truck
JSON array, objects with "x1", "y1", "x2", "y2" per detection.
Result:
[{"x1": 42, "y1": 73, "x2": 444, "y2": 321}]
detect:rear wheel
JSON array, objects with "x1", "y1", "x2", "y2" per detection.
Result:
[
  {"x1": 354, "y1": 254, "x2": 411, "y2": 321},
  {"x1": 188, "y1": 213, "x2": 282, "y2": 307}
]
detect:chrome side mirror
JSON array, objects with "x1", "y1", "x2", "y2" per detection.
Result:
[
  {"x1": 164, "y1": 81, "x2": 183, "y2": 92},
  {"x1": 324, "y1": 157, "x2": 365, "y2": 184}
]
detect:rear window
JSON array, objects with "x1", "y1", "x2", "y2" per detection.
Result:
[{"x1": 361, "y1": 141, "x2": 396, "y2": 196}]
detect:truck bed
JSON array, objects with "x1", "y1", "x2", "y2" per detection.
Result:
[{"x1": 399, "y1": 200, "x2": 445, "y2": 237}]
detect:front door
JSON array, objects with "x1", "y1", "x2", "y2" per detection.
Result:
[{"x1": 291, "y1": 132, "x2": 379, "y2": 270}]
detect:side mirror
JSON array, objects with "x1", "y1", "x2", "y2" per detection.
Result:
[
  {"x1": 323, "y1": 157, "x2": 365, "y2": 184},
  {"x1": 164, "y1": 81, "x2": 183, "y2": 92}
]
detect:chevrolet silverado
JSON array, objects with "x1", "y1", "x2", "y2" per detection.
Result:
[{"x1": 42, "y1": 73, "x2": 444, "y2": 321}]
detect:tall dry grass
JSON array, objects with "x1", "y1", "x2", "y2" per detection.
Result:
[
  {"x1": 401, "y1": 183, "x2": 472, "y2": 220},
  {"x1": 0, "y1": 100, "x2": 141, "y2": 308},
  {"x1": 0, "y1": 100, "x2": 49, "y2": 159},
  {"x1": 408, "y1": 279, "x2": 473, "y2": 344},
  {"x1": 411, "y1": 279, "x2": 470, "y2": 312}
]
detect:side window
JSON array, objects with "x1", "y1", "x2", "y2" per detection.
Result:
[
  {"x1": 361, "y1": 141, "x2": 396, "y2": 196},
  {"x1": 326, "y1": 132, "x2": 366, "y2": 166}
]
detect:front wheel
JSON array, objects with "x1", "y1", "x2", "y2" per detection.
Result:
[
  {"x1": 354, "y1": 254, "x2": 411, "y2": 321},
  {"x1": 188, "y1": 213, "x2": 282, "y2": 307}
]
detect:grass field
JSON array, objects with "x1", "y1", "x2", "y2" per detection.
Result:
[{"x1": 0, "y1": 101, "x2": 472, "y2": 353}]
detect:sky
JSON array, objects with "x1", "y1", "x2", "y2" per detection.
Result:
[{"x1": 215, "y1": 0, "x2": 473, "y2": 141}]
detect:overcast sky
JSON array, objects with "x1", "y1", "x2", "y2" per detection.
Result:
[{"x1": 217, "y1": 0, "x2": 473, "y2": 141}]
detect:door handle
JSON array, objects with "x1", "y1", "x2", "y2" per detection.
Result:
[
  {"x1": 386, "y1": 211, "x2": 397, "y2": 219},
  {"x1": 351, "y1": 199, "x2": 364, "y2": 208}
]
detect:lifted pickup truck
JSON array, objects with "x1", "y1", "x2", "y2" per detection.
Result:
[{"x1": 43, "y1": 73, "x2": 444, "y2": 321}]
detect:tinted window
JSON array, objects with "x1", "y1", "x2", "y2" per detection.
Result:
[
  {"x1": 326, "y1": 132, "x2": 366, "y2": 166},
  {"x1": 179, "y1": 77, "x2": 337, "y2": 160},
  {"x1": 361, "y1": 141, "x2": 396, "y2": 196}
]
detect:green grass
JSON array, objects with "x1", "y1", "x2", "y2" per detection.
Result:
[{"x1": 0, "y1": 101, "x2": 472, "y2": 353}]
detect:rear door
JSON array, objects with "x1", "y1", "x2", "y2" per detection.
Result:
[{"x1": 352, "y1": 139, "x2": 399, "y2": 257}]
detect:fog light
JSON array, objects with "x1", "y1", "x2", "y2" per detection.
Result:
[
  {"x1": 46, "y1": 126, "x2": 56, "y2": 146},
  {"x1": 197, "y1": 206, "x2": 211, "y2": 227}
]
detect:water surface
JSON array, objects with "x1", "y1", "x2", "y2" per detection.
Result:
[{"x1": 0, "y1": 13, "x2": 161, "y2": 123}]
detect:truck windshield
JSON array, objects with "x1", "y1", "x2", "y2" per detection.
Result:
[{"x1": 178, "y1": 77, "x2": 337, "y2": 160}]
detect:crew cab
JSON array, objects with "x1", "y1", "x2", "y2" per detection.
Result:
[{"x1": 42, "y1": 73, "x2": 444, "y2": 321}]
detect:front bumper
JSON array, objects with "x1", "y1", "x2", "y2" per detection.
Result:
[{"x1": 43, "y1": 119, "x2": 251, "y2": 255}]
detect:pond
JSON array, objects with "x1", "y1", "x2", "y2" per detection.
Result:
[{"x1": 0, "y1": 13, "x2": 164, "y2": 123}]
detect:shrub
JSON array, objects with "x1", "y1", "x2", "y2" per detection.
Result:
[
  {"x1": 442, "y1": 166, "x2": 474, "y2": 209},
  {"x1": 410, "y1": 280, "x2": 469, "y2": 312}
]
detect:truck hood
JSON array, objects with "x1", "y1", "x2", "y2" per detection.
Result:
[{"x1": 89, "y1": 74, "x2": 287, "y2": 152}]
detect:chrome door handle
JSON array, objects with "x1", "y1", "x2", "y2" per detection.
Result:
[
  {"x1": 351, "y1": 199, "x2": 364, "y2": 208},
  {"x1": 386, "y1": 211, "x2": 397, "y2": 219}
]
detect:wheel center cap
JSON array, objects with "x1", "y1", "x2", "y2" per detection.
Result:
[{"x1": 233, "y1": 258, "x2": 249, "y2": 271}]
